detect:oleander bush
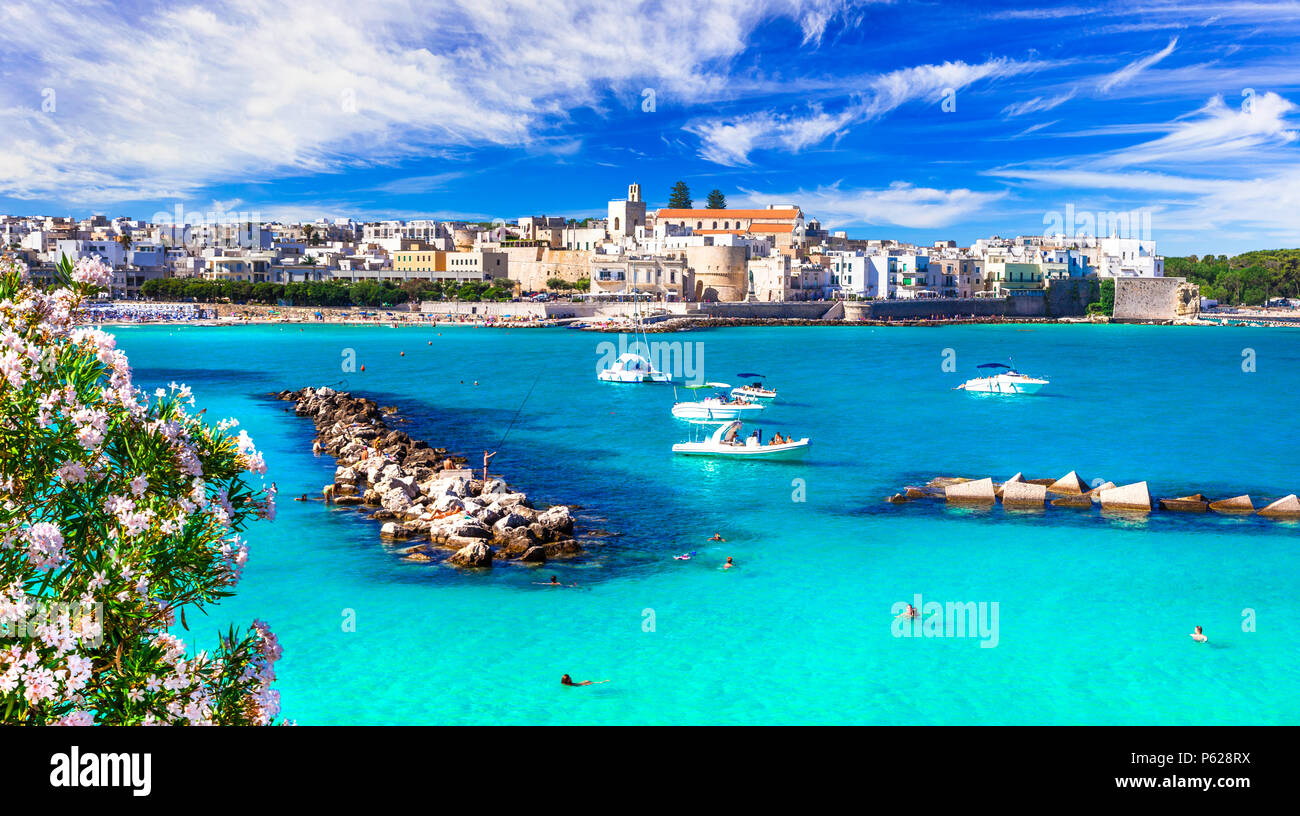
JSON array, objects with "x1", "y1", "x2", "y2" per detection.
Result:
[{"x1": 0, "y1": 254, "x2": 283, "y2": 725}]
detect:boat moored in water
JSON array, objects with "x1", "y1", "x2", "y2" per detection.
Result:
[
  {"x1": 672, "y1": 420, "x2": 809, "y2": 460},
  {"x1": 598, "y1": 352, "x2": 672, "y2": 383},
  {"x1": 671, "y1": 383, "x2": 765, "y2": 420},
  {"x1": 955, "y1": 363, "x2": 1049, "y2": 395},
  {"x1": 731, "y1": 373, "x2": 777, "y2": 400}
]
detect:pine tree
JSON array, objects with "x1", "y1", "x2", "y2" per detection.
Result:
[
  {"x1": 706, "y1": 189, "x2": 726, "y2": 209},
  {"x1": 668, "y1": 181, "x2": 693, "y2": 209}
]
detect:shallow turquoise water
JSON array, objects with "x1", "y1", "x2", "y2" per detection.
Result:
[{"x1": 115, "y1": 322, "x2": 1300, "y2": 724}]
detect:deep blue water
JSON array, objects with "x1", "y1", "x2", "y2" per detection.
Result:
[{"x1": 115, "y1": 322, "x2": 1300, "y2": 724}]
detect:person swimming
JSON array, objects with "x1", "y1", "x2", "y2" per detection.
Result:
[
  {"x1": 895, "y1": 604, "x2": 920, "y2": 620},
  {"x1": 561, "y1": 674, "x2": 608, "y2": 686},
  {"x1": 534, "y1": 575, "x2": 575, "y2": 587},
  {"x1": 723, "y1": 556, "x2": 736, "y2": 569},
  {"x1": 708, "y1": 533, "x2": 726, "y2": 542},
  {"x1": 1190, "y1": 625, "x2": 1208, "y2": 643},
  {"x1": 674, "y1": 551, "x2": 697, "y2": 560}
]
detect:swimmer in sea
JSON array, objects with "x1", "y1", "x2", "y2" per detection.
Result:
[
  {"x1": 561, "y1": 674, "x2": 608, "y2": 686},
  {"x1": 894, "y1": 604, "x2": 919, "y2": 620},
  {"x1": 674, "y1": 551, "x2": 697, "y2": 560},
  {"x1": 1190, "y1": 625, "x2": 1208, "y2": 643},
  {"x1": 723, "y1": 556, "x2": 736, "y2": 569},
  {"x1": 708, "y1": 533, "x2": 726, "y2": 542},
  {"x1": 534, "y1": 575, "x2": 576, "y2": 587}
]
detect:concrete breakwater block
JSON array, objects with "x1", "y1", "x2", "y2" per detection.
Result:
[
  {"x1": 1047, "y1": 470, "x2": 1087, "y2": 494},
  {"x1": 1001, "y1": 480, "x2": 1047, "y2": 507},
  {"x1": 1208, "y1": 495, "x2": 1255, "y2": 514},
  {"x1": 1050, "y1": 494, "x2": 1092, "y2": 509},
  {"x1": 995, "y1": 472, "x2": 1025, "y2": 498},
  {"x1": 1158, "y1": 494, "x2": 1209, "y2": 512},
  {"x1": 1259, "y1": 494, "x2": 1300, "y2": 518},
  {"x1": 928, "y1": 476, "x2": 973, "y2": 489},
  {"x1": 944, "y1": 477, "x2": 996, "y2": 503},
  {"x1": 1087, "y1": 482, "x2": 1115, "y2": 503},
  {"x1": 1098, "y1": 481, "x2": 1151, "y2": 512}
]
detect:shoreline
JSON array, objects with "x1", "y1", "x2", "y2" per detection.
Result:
[{"x1": 77, "y1": 300, "x2": 1300, "y2": 330}]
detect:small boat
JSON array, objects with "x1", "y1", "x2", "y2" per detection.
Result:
[
  {"x1": 955, "y1": 363, "x2": 1048, "y2": 395},
  {"x1": 671, "y1": 383, "x2": 765, "y2": 420},
  {"x1": 672, "y1": 420, "x2": 809, "y2": 460},
  {"x1": 731, "y1": 374, "x2": 777, "y2": 400},
  {"x1": 598, "y1": 352, "x2": 671, "y2": 383}
]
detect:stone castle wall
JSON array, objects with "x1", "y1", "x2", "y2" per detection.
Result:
[{"x1": 1113, "y1": 277, "x2": 1200, "y2": 322}]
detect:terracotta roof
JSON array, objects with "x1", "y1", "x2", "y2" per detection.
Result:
[{"x1": 656, "y1": 208, "x2": 801, "y2": 219}]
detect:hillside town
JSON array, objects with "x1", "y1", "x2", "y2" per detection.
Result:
[{"x1": 1, "y1": 182, "x2": 1165, "y2": 305}]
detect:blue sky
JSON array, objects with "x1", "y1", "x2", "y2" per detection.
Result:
[{"x1": 2, "y1": 0, "x2": 1299, "y2": 255}]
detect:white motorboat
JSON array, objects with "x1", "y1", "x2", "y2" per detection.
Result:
[
  {"x1": 670, "y1": 383, "x2": 765, "y2": 420},
  {"x1": 598, "y1": 352, "x2": 671, "y2": 383},
  {"x1": 672, "y1": 420, "x2": 809, "y2": 460},
  {"x1": 731, "y1": 374, "x2": 776, "y2": 400},
  {"x1": 955, "y1": 363, "x2": 1049, "y2": 395}
]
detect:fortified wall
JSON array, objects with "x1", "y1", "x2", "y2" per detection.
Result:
[
  {"x1": 842, "y1": 280, "x2": 1095, "y2": 321},
  {"x1": 1112, "y1": 277, "x2": 1200, "y2": 322},
  {"x1": 692, "y1": 302, "x2": 837, "y2": 319},
  {"x1": 503, "y1": 248, "x2": 593, "y2": 292}
]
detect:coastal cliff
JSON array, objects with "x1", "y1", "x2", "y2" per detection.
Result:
[{"x1": 277, "y1": 387, "x2": 581, "y2": 567}]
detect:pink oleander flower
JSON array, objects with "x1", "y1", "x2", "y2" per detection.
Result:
[
  {"x1": 71, "y1": 256, "x2": 113, "y2": 289},
  {"x1": 23, "y1": 522, "x2": 65, "y2": 568},
  {"x1": 55, "y1": 710, "x2": 94, "y2": 726},
  {"x1": 55, "y1": 461, "x2": 87, "y2": 484},
  {"x1": 2, "y1": 259, "x2": 282, "y2": 726}
]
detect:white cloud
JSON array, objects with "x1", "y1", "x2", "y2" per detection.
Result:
[
  {"x1": 0, "y1": 0, "x2": 865, "y2": 202},
  {"x1": 687, "y1": 58, "x2": 1050, "y2": 165},
  {"x1": 1003, "y1": 91, "x2": 1076, "y2": 118},
  {"x1": 1094, "y1": 92, "x2": 1298, "y2": 167},
  {"x1": 985, "y1": 91, "x2": 1300, "y2": 236},
  {"x1": 735, "y1": 182, "x2": 1007, "y2": 229},
  {"x1": 1098, "y1": 37, "x2": 1179, "y2": 92}
]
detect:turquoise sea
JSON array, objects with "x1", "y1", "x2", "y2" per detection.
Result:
[{"x1": 116, "y1": 323, "x2": 1299, "y2": 725}]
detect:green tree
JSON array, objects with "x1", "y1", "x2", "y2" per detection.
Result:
[
  {"x1": 668, "y1": 181, "x2": 693, "y2": 209},
  {"x1": 705, "y1": 189, "x2": 726, "y2": 209}
]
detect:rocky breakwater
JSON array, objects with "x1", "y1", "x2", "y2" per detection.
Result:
[{"x1": 277, "y1": 387, "x2": 581, "y2": 568}]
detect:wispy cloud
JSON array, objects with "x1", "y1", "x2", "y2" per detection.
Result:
[
  {"x1": 1098, "y1": 37, "x2": 1179, "y2": 92},
  {"x1": 1095, "y1": 91, "x2": 1298, "y2": 167},
  {"x1": 736, "y1": 182, "x2": 1007, "y2": 230},
  {"x1": 986, "y1": 91, "x2": 1300, "y2": 236},
  {"x1": 1003, "y1": 91, "x2": 1076, "y2": 118},
  {"x1": 0, "y1": 0, "x2": 867, "y2": 201},
  {"x1": 688, "y1": 57, "x2": 1052, "y2": 165}
]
